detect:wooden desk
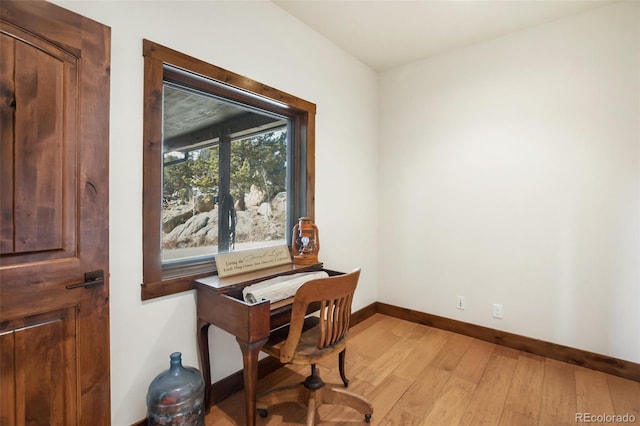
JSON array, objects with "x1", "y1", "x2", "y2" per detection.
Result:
[{"x1": 195, "y1": 263, "x2": 333, "y2": 426}]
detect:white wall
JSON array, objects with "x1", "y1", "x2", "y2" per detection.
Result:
[
  {"x1": 378, "y1": 2, "x2": 639, "y2": 363},
  {"x1": 53, "y1": 1, "x2": 378, "y2": 424}
]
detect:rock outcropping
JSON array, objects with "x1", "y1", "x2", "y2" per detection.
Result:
[{"x1": 162, "y1": 186, "x2": 286, "y2": 250}]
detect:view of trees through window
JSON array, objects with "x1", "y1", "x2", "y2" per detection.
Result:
[{"x1": 161, "y1": 84, "x2": 289, "y2": 263}]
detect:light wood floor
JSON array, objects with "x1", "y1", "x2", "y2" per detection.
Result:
[{"x1": 206, "y1": 314, "x2": 640, "y2": 425}]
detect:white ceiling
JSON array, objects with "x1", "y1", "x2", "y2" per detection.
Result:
[{"x1": 273, "y1": 0, "x2": 619, "y2": 71}]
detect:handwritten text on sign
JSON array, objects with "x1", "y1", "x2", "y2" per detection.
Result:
[{"x1": 215, "y1": 245, "x2": 292, "y2": 277}]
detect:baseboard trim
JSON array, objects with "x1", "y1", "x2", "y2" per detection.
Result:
[
  {"x1": 374, "y1": 301, "x2": 640, "y2": 382},
  {"x1": 209, "y1": 355, "x2": 282, "y2": 405},
  {"x1": 351, "y1": 301, "x2": 378, "y2": 326}
]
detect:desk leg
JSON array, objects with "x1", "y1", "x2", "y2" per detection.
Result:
[
  {"x1": 236, "y1": 337, "x2": 268, "y2": 426},
  {"x1": 197, "y1": 319, "x2": 212, "y2": 412}
]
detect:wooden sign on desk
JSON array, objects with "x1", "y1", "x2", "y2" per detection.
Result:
[{"x1": 215, "y1": 244, "x2": 292, "y2": 277}]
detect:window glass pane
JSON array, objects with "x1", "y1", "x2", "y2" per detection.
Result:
[
  {"x1": 161, "y1": 84, "x2": 288, "y2": 265},
  {"x1": 162, "y1": 144, "x2": 219, "y2": 262},
  {"x1": 230, "y1": 131, "x2": 288, "y2": 250}
]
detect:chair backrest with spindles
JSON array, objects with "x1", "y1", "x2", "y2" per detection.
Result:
[{"x1": 279, "y1": 269, "x2": 360, "y2": 363}]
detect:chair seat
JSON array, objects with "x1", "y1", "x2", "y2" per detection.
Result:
[{"x1": 263, "y1": 316, "x2": 347, "y2": 365}]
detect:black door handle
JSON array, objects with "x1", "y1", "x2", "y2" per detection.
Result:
[{"x1": 66, "y1": 270, "x2": 104, "y2": 289}]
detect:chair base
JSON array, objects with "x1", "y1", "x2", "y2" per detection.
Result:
[{"x1": 257, "y1": 367, "x2": 373, "y2": 425}]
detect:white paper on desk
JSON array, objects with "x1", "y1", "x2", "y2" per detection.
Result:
[{"x1": 242, "y1": 271, "x2": 329, "y2": 304}]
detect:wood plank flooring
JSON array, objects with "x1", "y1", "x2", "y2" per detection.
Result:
[{"x1": 205, "y1": 314, "x2": 640, "y2": 425}]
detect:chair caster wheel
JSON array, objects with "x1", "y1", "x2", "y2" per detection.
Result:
[
  {"x1": 365, "y1": 413, "x2": 372, "y2": 423},
  {"x1": 258, "y1": 408, "x2": 269, "y2": 418}
]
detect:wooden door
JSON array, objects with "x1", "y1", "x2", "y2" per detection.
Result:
[{"x1": 0, "y1": 1, "x2": 111, "y2": 424}]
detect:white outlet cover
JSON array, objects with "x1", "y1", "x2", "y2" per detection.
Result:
[{"x1": 493, "y1": 304, "x2": 503, "y2": 319}]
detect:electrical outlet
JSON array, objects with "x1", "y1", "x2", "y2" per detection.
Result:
[
  {"x1": 457, "y1": 296, "x2": 465, "y2": 310},
  {"x1": 493, "y1": 303, "x2": 503, "y2": 319}
]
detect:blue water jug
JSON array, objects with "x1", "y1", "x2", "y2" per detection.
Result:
[{"x1": 147, "y1": 352, "x2": 205, "y2": 426}]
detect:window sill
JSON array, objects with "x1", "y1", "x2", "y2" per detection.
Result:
[{"x1": 141, "y1": 273, "x2": 212, "y2": 301}]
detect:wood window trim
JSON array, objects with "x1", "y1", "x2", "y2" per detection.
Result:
[{"x1": 141, "y1": 39, "x2": 316, "y2": 300}]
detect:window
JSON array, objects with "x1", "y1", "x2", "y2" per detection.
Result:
[{"x1": 142, "y1": 40, "x2": 316, "y2": 300}]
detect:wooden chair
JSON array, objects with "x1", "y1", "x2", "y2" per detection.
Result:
[{"x1": 256, "y1": 269, "x2": 373, "y2": 425}]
